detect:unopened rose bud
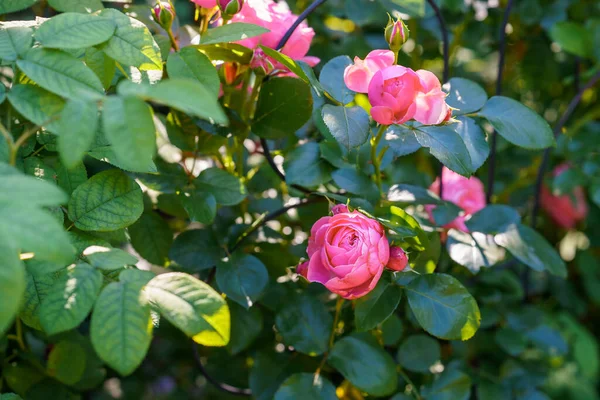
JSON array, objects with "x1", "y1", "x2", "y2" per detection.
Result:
[
  {"x1": 384, "y1": 15, "x2": 409, "y2": 53},
  {"x1": 250, "y1": 48, "x2": 275, "y2": 75},
  {"x1": 222, "y1": 62, "x2": 239, "y2": 85},
  {"x1": 387, "y1": 246, "x2": 409, "y2": 272},
  {"x1": 153, "y1": 1, "x2": 175, "y2": 30},
  {"x1": 331, "y1": 204, "x2": 349, "y2": 215},
  {"x1": 297, "y1": 261, "x2": 309, "y2": 278},
  {"x1": 219, "y1": 0, "x2": 244, "y2": 18}
]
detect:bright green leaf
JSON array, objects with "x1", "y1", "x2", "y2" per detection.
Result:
[
  {"x1": 35, "y1": 13, "x2": 115, "y2": 49},
  {"x1": 47, "y1": 0, "x2": 103, "y2": 12},
  {"x1": 0, "y1": 26, "x2": 33, "y2": 61},
  {"x1": 0, "y1": 0, "x2": 38, "y2": 15},
  {"x1": 0, "y1": 243, "x2": 26, "y2": 335},
  {"x1": 200, "y1": 23, "x2": 269, "y2": 45},
  {"x1": 167, "y1": 47, "x2": 220, "y2": 96},
  {"x1": 84, "y1": 247, "x2": 137, "y2": 270}
]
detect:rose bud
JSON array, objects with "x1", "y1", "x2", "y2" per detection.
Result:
[
  {"x1": 387, "y1": 246, "x2": 409, "y2": 272},
  {"x1": 152, "y1": 1, "x2": 175, "y2": 30},
  {"x1": 384, "y1": 15, "x2": 409, "y2": 53},
  {"x1": 331, "y1": 204, "x2": 349, "y2": 215},
  {"x1": 223, "y1": 62, "x2": 239, "y2": 85},
  {"x1": 297, "y1": 261, "x2": 309, "y2": 278},
  {"x1": 219, "y1": 0, "x2": 244, "y2": 19}
]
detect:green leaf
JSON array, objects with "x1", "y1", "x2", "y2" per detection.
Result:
[
  {"x1": 57, "y1": 100, "x2": 98, "y2": 169},
  {"x1": 19, "y1": 270, "x2": 59, "y2": 330},
  {"x1": 91, "y1": 280, "x2": 152, "y2": 376},
  {"x1": 56, "y1": 160, "x2": 87, "y2": 196},
  {"x1": 102, "y1": 96, "x2": 157, "y2": 172},
  {"x1": 47, "y1": 0, "x2": 103, "y2": 12},
  {"x1": 319, "y1": 56, "x2": 355, "y2": 105},
  {"x1": 384, "y1": 125, "x2": 422, "y2": 157},
  {"x1": 0, "y1": 83, "x2": 5, "y2": 104},
  {"x1": 47, "y1": 341, "x2": 86, "y2": 385},
  {"x1": 455, "y1": 116, "x2": 489, "y2": 171},
  {"x1": 388, "y1": 184, "x2": 442, "y2": 205},
  {"x1": 253, "y1": 77, "x2": 313, "y2": 139},
  {"x1": 84, "y1": 247, "x2": 138, "y2": 270},
  {"x1": 200, "y1": 23, "x2": 269, "y2": 45},
  {"x1": 446, "y1": 230, "x2": 506, "y2": 273},
  {"x1": 413, "y1": 124, "x2": 473, "y2": 177},
  {"x1": 68, "y1": 169, "x2": 144, "y2": 231},
  {"x1": 397, "y1": 334, "x2": 441, "y2": 373},
  {"x1": 0, "y1": 394, "x2": 24, "y2": 400},
  {"x1": 169, "y1": 229, "x2": 221, "y2": 272},
  {"x1": 443, "y1": 78, "x2": 488, "y2": 115},
  {"x1": 39, "y1": 264, "x2": 103, "y2": 335},
  {"x1": 7, "y1": 84, "x2": 64, "y2": 133},
  {"x1": 0, "y1": 244, "x2": 26, "y2": 335},
  {"x1": 389, "y1": 206, "x2": 429, "y2": 250},
  {"x1": 167, "y1": 47, "x2": 220, "y2": 97},
  {"x1": 355, "y1": 274, "x2": 402, "y2": 331},
  {"x1": 495, "y1": 328, "x2": 526, "y2": 356},
  {"x1": 328, "y1": 334, "x2": 398, "y2": 396},
  {"x1": 549, "y1": 22, "x2": 592, "y2": 58},
  {"x1": 478, "y1": 96, "x2": 555, "y2": 149},
  {"x1": 195, "y1": 42, "x2": 254, "y2": 64},
  {"x1": 381, "y1": 314, "x2": 403, "y2": 346},
  {"x1": 227, "y1": 300, "x2": 263, "y2": 355},
  {"x1": 146, "y1": 272, "x2": 230, "y2": 346},
  {"x1": 0, "y1": 26, "x2": 33, "y2": 61},
  {"x1": 118, "y1": 79, "x2": 227, "y2": 125},
  {"x1": 0, "y1": 0, "x2": 38, "y2": 14},
  {"x1": 217, "y1": 253, "x2": 268, "y2": 309},
  {"x1": 422, "y1": 367, "x2": 472, "y2": 400},
  {"x1": 259, "y1": 46, "x2": 325, "y2": 95},
  {"x1": 494, "y1": 223, "x2": 567, "y2": 277},
  {"x1": 85, "y1": 47, "x2": 116, "y2": 90},
  {"x1": 379, "y1": 0, "x2": 426, "y2": 17},
  {"x1": 98, "y1": 8, "x2": 162, "y2": 71},
  {"x1": 17, "y1": 48, "x2": 104, "y2": 100},
  {"x1": 249, "y1": 350, "x2": 303, "y2": 400},
  {"x1": 332, "y1": 168, "x2": 378, "y2": 200},
  {"x1": 283, "y1": 142, "x2": 332, "y2": 188},
  {"x1": 275, "y1": 294, "x2": 332, "y2": 356},
  {"x1": 129, "y1": 212, "x2": 173, "y2": 266},
  {"x1": 195, "y1": 167, "x2": 247, "y2": 206},
  {"x1": 465, "y1": 205, "x2": 521, "y2": 234},
  {"x1": 25, "y1": 259, "x2": 67, "y2": 277},
  {"x1": 274, "y1": 373, "x2": 338, "y2": 400},
  {"x1": 35, "y1": 13, "x2": 115, "y2": 49},
  {"x1": 0, "y1": 164, "x2": 67, "y2": 206},
  {"x1": 179, "y1": 190, "x2": 217, "y2": 224},
  {"x1": 405, "y1": 273, "x2": 481, "y2": 340},
  {"x1": 321, "y1": 105, "x2": 370, "y2": 150}
]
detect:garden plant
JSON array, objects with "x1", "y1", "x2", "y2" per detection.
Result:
[{"x1": 0, "y1": 0, "x2": 599, "y2": 399}]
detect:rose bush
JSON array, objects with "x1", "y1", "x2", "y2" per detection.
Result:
[{"x1": 0, "y1": 0, "x2": 599, "y2": 399}]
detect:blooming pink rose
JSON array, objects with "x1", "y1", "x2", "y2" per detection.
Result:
[
  {"x1": 414, "y1": 70, "x2": 451, "y2": 125},
  {"x1": 387, "y1": 246, "x2": 409, "y2": 271},
  {"x1": 426, "y1": 167, "x2": 486, "y2": 232},
  {"x1": 331, "y1": 204, "x2": 348, "y2": 215},
  {"x1": 303, "y1": 211, "x2": 390, "y2": 299},
  {"x1": 343, "y1": 50, "x2": 395, "y2": 93},
  {"x1": 540, "y1": 164, "x2": 588, "y2": 229},
  {"x1": 191, "y1": 0, "x2": 217, "y2": 7},
  {"x1": 368, "y1": 65, "x2": 422, "y2": 125},
  {"x1": 230, "y1": 0, "x2": 319, "y2": 70}
]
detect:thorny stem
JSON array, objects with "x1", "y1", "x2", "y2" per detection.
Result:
[
  {"x1": 371, "y1": 124, "x2": 387, "y2": 196},
  {"x1": 315, "y1": 296, "x2": 344, "y2": 379}
]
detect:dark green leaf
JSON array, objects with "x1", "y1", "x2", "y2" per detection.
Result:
[
  {"x1": 129, "y1": 212, "x2": 173, "y2": 266},
  {"x1": 385, "y1": 125, "x2": 422, "y2": 157},
  {"x1": 169, "y1": 229, "x2": 222, "y2": 272},
  {"x1": 328, "y1": 334, "x2": 398, "y2": 396},
  {"x1": 413, "y1": 125, "x2": 473, "y2": 177},
  {"x1": 397, "y1": 334, "x2": 441, "y2": 372},
  {"x1": 321, "y1": 105, "x2": 370, "y2": 150},
  {"x1": 84, "y1": 247, "x2": 138, "y2": 270},
  {"x1": 167, "y1": 47, "x2": 220, "y2": 97},
  {"x1": 355, "y1": 274, "x2": 402, "y2": 331},
  {"x1": 319, "y1": 56, "x2": 355, "y2": 105},
  {"x1": 200, "y1": 23, "x2": 269, "y2": 45},
  {"x1": 179, "y1": 190, "x2": 217, "y2": 224},
  {"x1": 35, "y1": 13, "x2": 115, "y2": 49},
  {"x1": 332, "y1": 167, "x2": 378, "y2": 200},
  {"x1": 216, "y1": 253, "x2": 268, "y2": 309},
  {"x1": 195, "y1": 167, "x2": 247, "y2": 206},
  {"x1": 20, "y1": 269, "x2": 59, "y2": 330},
  {"x1": 7, "y1": 85, "x2": 64, "y2": 133},
  {"x1": 68, "y1": 169, "x2": 144, "y2": 231},
  {"x1": 478, "y1": 96, "x2": 555, "y2": 149},
  {"x1": 56, "y1": 161, "x2": 87, "y2": 196},
  {"x1": 253, "y1": 77, "x2": 313, "y2": 139},
  {"x1": 47, "y1": 341, "x2": 86, "y2": 385},
  {"x1": 455, "y1": 116, "x2": 489, "y2": 171},
  {"x1": 405, "y1": 273, "x2": 481, "y2": 340},
  {"x1": 284, "y1": 142, "x2": 332, "y2": 188},
  {"x1": 274, "y1": 373, "x2": 337, "y2": 400},
  {"x1": 227, "y1": 301, "x2": 263, "y2": 355},
  {"x1": 422, "y1": 367, "x2": 472, "y2": 400},
  {"x1": 0, "y1": 26, "x2": 33, "y2": 61},
  {"x1": 465, "y1": 205, "x2": 521, "y2": 234},
  {"x1": 85, "y1": 47, "x2": 115, "y2": 90},
  {"x1": 443, "y1": 78, "x2": 488, "y2": 115}
]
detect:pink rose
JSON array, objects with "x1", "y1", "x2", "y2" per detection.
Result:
[
  {"x1": 191, "y1": 0, "x2": 217, "y2": 7},
  {"x1": 414, "y1": 70, "x2": 451, "y2": 125},
  {"x1": 331, "y1": 204, "x2": 348, "y2": 215},
  {"x1": 303, "y1": 211, "x2": 390, "y2": 299},
  {"x1": 426, "y1": 167, "x2": 486, "y2": 232},
  {"x1": 230, "y1": 0, "x2": 319, "y2": 69},
  {"x1": 343, "y1": 50, "x2": 395, "y2": 93},
  {"x1": 368, "y1": 65, "x2": 422, "y2": 125},
  {"x1": 540, "y1": 164, "x2": 588, "y2": 229},
  {"x1": 387, "y1": 246, "x2": 409, "y2": 271},
  {"x1": 297, "y1": 261, "x2": 308, "y2": 278}
]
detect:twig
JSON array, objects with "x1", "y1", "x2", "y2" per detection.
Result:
[
  {"x1": 485, "y1": 0, "x2": 515, "y2": 203},
  {"x1": 315, "y1": 296, "x2": 344, "y2": 379},
  {"x1": 192, "y1": 344, "x2": 251, "y2": 396},
  {"x1": 260, "y1": 138, "x2": 312, "y2": 194},
  {"x1": 275, "y1": 0, "x2": 328, "y2": 51}
]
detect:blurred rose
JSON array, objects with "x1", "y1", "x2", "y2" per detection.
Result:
[
  {"x1": 343, "y1": 50, "x2": 395, "y2": 93},
  {"x1": 368, "y1": 65, "x2": 422, "y2": 125},
  {"x1": 427, "y1": 167, "x2": 486, "y2": 232},
  {"x1": 540, "y1": 164, "x2": 588, "y2": 229},
  {"x1": 387, "y1": 246, "x2": 409, "y2": 271},
  {"x1": 230, "y1": 0, "x2": 319, "y2": 70},
  {"x1": 191, "y1": 0, "x2": 218, "y2": 7},
  {"x1": 302, "y1": 211, "x2": 389, "y2": 299},
  {"x1": 414, "y1": 70, "x2": 451, "y2": 125}
]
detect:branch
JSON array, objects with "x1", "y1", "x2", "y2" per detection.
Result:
[
  {"x1": 275, "y1": 0, "x2": 328, "y2": 50},
  {"x1": 192, "y1": 344, "x2": 252, "y2": 396},
  {"x1": 485, "y1": 0, "x2": 515, "y2": 203}
]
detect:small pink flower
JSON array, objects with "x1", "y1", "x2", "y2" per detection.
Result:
[
  {"x1": 413, "y1": 70, "x2": 451, "y2": 125},
  {"x1": 343, "y1": 50, "x2": 395, "y2": 93},
  {"x1": 368, "y1": 65, "x2": 422, "y2": 125},
  {"x1": 387, "y1": 246, "x2": 409, "y2": 271},
  {"x1": 331, "y1": 204, "x2": 348, "y2": 215},
  {"x1": 426, "y1": 167, "x2": 486, "y2": 232},
  {"x1": 303, "y1": 211, "x2": 390, "y2": 299},
  {"x1": 540, "y1": 164, "x2": 588, "y2": 229},
  {"x1": 191, "y1": 0, "x2": 217, "y2": 7}
]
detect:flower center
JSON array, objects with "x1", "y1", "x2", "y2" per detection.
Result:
[{"x1": 383, "y1": 77, "x2": 405, "y2": 97}]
